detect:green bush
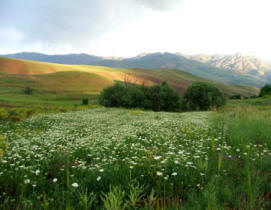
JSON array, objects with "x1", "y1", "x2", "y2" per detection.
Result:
[
  {"x1": 259, "y1": 84, "x2": 271, "y2": 97},
  {"x1": 98, "y1": 82, "x2": 180, "y2": 112},
  {"x1": 182, "y1": 82, "x2": 226, "y2": 111},
  {"x1": 143, "y1": 82, "x2": 180, "y2": 111},
  {"x1": 230, "y1": 94, "x2": 242, "y2": 100},
  {"x1": 24, "y1": 86, "x2": 33, "y2": 95},
  {"x1": 82, "y1": 98, "x2": 89, "y2": 105}
]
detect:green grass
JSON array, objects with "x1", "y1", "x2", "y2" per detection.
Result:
[{"x1": 0, "y1": 106, "x2": 270, "y2": 209}]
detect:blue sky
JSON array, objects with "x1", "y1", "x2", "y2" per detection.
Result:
[{"x1": 0, "y1": 0, "x2": 270, "y2": 61}]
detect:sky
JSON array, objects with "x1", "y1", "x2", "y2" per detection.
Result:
[{"x1": 0, "y1": 0, "x2": 271, "y2": 61}]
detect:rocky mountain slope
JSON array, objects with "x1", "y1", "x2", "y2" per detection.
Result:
[{"x1": 187, "y1": 53, "x2": 271, "y2": 77}]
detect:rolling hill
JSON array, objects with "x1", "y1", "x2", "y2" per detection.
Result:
[
  {"x1": 2, "y1": 52, "x2": 268, "y2": 88},
  {"x1": 0, "y1": 57, "x2": 259, "y2": 97}
]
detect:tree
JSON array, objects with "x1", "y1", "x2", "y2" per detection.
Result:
[
  {"x1": 230, "y1": 94, "x2": 242, "y2": 99},
  {"x1": 24, "y1": 86, "x2": 33, "y2": 95},
  {"x1": 98, "y1": 81, "x2": 180, "y2": 112},
  {"x1": 182, "y1": 82, "x2": 226, "y2": 111},
  {"x1": 259, "y1": 84, "x2": 271, "y2": 97},
  {"x1": 144, "y1": 82, "x2": 180, "y2": 112}
]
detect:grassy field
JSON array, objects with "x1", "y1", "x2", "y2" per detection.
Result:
[{"x1": 0, "y1": 99, "x2": 271, "y2": 209}]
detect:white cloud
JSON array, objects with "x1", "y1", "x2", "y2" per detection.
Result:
[{"x1": 0, "y1": 0, "x2": 270, "y2": 60}]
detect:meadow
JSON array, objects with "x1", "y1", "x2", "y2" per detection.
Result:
[{"x1": 0, "y1": 99, "x2": 271, "y2": 209}]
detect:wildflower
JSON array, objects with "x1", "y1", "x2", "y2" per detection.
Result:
[
  {"x1": 24, "y1": 179, "x2": 30, "y2": 184},
  {"x1": 72, "y1": 183, "x2": 79, "y2": 188},
  {"x1": 99, "y1": 169, "x2": 104, "y2": 172},
  {"x1": 97, "y1": 176, "x2": 101, "y2": 181},
  {"x1": 178, "y1": 150, "x2": 184, "y2": 154},
  {"x1": 35, "y1": 170, "x2": 40, "y2": 175},
  {"x1": 53, "y1": 178, "x2": 58, "y2": 183},
  {"x1": 156, "y1": 171, "x2": 163, "y2": 176},
  {"x1": 154, "y1": 156, "x2": 162, "y2": 160},
  {"x1": 171, "y1": 172, "x2": 177, "y2": 176}
]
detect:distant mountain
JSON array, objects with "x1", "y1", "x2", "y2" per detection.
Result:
[
  {"x1": 1, "y1": 52, "x2": 103, "y2": 64},
  {"x1": 2, "y1": 52, "x2": 269, "y2": 87},
  {"x1": 187, "y1": 53, "x2": 271, "y2": 77},
  {"x1": 92, "y1": 52, "x2": 267, "y2": 87}
]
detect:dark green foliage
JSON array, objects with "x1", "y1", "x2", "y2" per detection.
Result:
[
  {"x1": 249, "y1": 95, "x2": 257, "y2": 99},
  {"x1": 259, "y1": 84, "x2": 271, "y2": 97},
  {"x1": 98, "y1": 82, "x2": 180, "y2": 112},
  {"x1": 230, "y1": 94, "x2": 242, "y2": 99},
  {"x1": 98, "y1": 83, "x2": 128, "y2": 108},
  {"x1": 82, "y1": 98, "x2": 89, "y2": 105},
  {"x1": 24, "y1": 86, "x2": 33, "y2": 95},
  {"x1": 143, "y1": 82, "x2": 180, "y2": 111},
  {"x1": 182, "y1": 82, "x2": 226, "y2": 111}
]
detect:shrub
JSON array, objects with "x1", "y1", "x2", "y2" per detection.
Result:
[
  {"x1": 182, "y1": 82, "x2": 226, "y2": 111},
  {"x1": 259, "y1": 84, "x2": 271, "y2": 97},
  {"x1": 230, "y1": 94, "x2": 241, "y2": 99},
  {"x1": 98, "y1": 83, "x2": 128, "y2": 107},
  {"x1": 143, "y1": 82, "x2": 180, "y2": 112},
  {"x1": 24, "y1": 86, "x2": 33, "y2": 95},
  {"x1": 82, "y1": 98, "x2": 89, "y2": 105},
  {"x1": 98, "y1": 82, "x2": 180, "y2": 112}
]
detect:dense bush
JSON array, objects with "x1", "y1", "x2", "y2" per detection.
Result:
[
  {"x1": 230, "y1": 94, "x2": 242, "y2": 99},
  {"x1": 182, "y1": 82, "x2": 226, "y2": 111},
  {"x1": 24, "y1": 86, "x2": 33, "y2": 95},
  {"x1": 259, "y1": 84, "x2": 271, "y2": 97},
  {"x1": 82, "y1": 98, "x2": 89, "y2": 105},
  {"x1": 98, "y1": 82, "x2": 180, "y2": 112}
]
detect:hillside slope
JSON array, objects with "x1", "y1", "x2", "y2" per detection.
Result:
[
  {"x1": 2, "y1": 52, "x2": 268, "y2": 87},
  {"x1": 0, "y1": 57, "x2": 259, "y2": 97}
]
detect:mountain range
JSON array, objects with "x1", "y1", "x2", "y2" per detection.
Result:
[{"x1": 2, "y1": 52, "x2": 271, "y2": 87}]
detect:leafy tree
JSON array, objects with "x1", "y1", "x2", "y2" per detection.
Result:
[
  {"x1": 259, "y1": 84, "x2": 271, "y2": 97},
  {"x1": 82, "y1": 98, "x2": 89, "y2": 105},
  {"x1": 98, "y1": 82, "x2": 180, "y2": 112},
  {"x1": 98, "y1": 83, "x2": 128, "y2": 107},
  {"x1": 144, "y1": 82, "x2": 180, "y2": 111},
  {"x1": 182, "y1": 82, "x2": 226, "y2": 111},
  {"x1": 230, "y1": 94, "x2": 242, "y2": 99},
  {"x1": 24, "y1": 86, "x2": 33, "y2": 95}
]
